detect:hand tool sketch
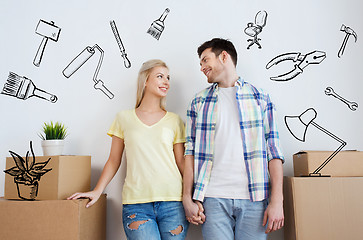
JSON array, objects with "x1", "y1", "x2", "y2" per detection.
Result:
[
  {"x1": 147, "y1": 8, "x2": 170, "y2": 40},
  {"x1": 1, "y1": 72, "x2": 58, "y2": 103},
  {"x1": 325, "y1": 87, "x2": 358, "y2": 111},
  {"x1": 63, "y1": 44, "x2": 114, "y2": 99},
  {"x1": 266, "y1": 50, "x2": 326, "y2": 81},
  {"x1": 33, "y1": 20, "x2": 61, "y2": 67},
  {"x1": 110, "y1": 20, "x2": 131, "y2": 68},
  {"x1": 338, "y1": 24, "x2": 357, "y2": 58},
  {"x1": 244, "y1": 10, "x2": 268, "y2": 49}
]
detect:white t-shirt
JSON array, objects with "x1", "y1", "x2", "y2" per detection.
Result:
[{"x1": 205, "y1": 86, "x2": 250, "y2": 199}]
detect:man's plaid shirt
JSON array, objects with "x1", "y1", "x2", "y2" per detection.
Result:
[{"x1": 185, "y1": 78, "x2": 284, "y2": 202}]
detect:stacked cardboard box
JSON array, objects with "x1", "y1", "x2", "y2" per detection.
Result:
[
  {"x1": 284, "y1": 150, "x2": 363, "y2": 240},
  {"x1": 1, "y1": 155, "x2": 106, "y2": 240}
]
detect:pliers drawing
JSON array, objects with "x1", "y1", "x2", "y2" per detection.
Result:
[{"x1": 266, "y1": 50, "x2": 326, "y2": 81}]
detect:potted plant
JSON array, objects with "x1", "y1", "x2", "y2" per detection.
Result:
[
  {"x1": 4, "y1": 141, "x2": 52, "y2": 200},
  {"x1": 39, "y1": 121, "x2": 68, "y2": 156}
]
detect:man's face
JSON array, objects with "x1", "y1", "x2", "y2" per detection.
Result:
[{"x1": 199, "y1": 48, "x2": 224, "y2": 83}]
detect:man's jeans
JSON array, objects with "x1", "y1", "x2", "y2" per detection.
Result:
[
  {"x1": 122, "y1": 201, "x2": 189, "y2": 240},
  {"x1": 202, "y1": 197, "x2": 268, "y2": 240}
]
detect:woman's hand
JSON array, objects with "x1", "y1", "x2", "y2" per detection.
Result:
[{"x1": 67, "y1": 190, "x2": 102, "y2": 208}]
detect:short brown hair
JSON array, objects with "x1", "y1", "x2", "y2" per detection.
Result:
[{"x1": 197, "y1": 38, "x2": 237, "y2": 66}]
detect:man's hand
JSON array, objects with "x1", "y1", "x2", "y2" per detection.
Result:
[
  {"x1": 262, "y1": 200, "x2": 284, "y2": 233},
  {"x1": 183, "y1": 198, "x2": 205, "y2": 225}
]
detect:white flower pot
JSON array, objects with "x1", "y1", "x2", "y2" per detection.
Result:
[{"x1": 41, "y1": 140, "x2": 65, "y2": 156}]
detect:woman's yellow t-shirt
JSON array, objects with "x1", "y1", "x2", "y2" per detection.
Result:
[{"x1": 107, "y1": 109, "x2": 185, "y2": 204}]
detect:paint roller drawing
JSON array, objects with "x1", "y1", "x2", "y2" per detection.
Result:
[{"x1": 63, "y1": 44, "x2": 114, "y2": 99}]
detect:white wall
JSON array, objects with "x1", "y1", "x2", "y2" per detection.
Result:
[{"x1": 1, "y1": 0, "x2": 362, "y2": 239}]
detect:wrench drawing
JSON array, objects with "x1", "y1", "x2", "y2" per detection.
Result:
[{"x1": 325, "y1": 87, "x2": 358, "y2": 111}]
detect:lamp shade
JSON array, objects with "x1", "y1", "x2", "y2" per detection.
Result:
[{"x1": 285, "y1": 108, "x2": 317, "y2": 142}]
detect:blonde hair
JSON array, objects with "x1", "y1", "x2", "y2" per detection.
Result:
[{"x1": 135, "y1": 59, "x2": 168, "y2": 110}]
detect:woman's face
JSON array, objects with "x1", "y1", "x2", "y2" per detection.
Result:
[{"x1": 144, "y1": 66, "x2": 170, "y2": 98}]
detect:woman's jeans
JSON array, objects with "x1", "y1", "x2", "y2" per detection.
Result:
[
  {"x1": 202, "y1": 197, "x2": 268, "y2": 240},
  {"x1": 122, "y1": 201, "x2": 189, "y2": 240}
]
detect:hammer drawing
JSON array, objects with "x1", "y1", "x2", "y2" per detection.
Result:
[
  {"x1": 338, "y1": 24, "x2": 357, "y2": 58},
  {"x1": 33, "y1": 20, "x2": 61, "y2": 67}
]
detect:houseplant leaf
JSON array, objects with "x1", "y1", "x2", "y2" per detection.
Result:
[
  {"x1": 9, "y1": 151, "x2": 26, "y2": 172},
  {"x1": 4, "y1": 166, "x2": 22, "y2": 177}
]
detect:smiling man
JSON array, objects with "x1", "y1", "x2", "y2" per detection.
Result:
[{"x1": 182, "y1": 38, "x2": 285, "y2": 240}]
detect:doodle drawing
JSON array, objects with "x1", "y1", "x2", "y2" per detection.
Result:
[
  {"x1": 244, "y1": 10, "x2": 268, "y2": 49},
  {"x1": 338, "y1": 24, "x2": 357, "y2": 58},
  {"x1": 147, "y1": 8, "x2": 170, "y2": 40},
  {"x1": 63, "y1": 44, "x2": 114, "y2": 99},
  {"x1": 33, "y1": 20, "x2": 61, "y2": 67},
  {"x1": 325, "y1": 87, "x2": 358, "y2": 111},
  {"x1": 285, "y1": 108, "x2": 346, "y2": 176},
  {"x1": 110, "y1": 20, "x2": 131, "y2": 68},
  {"x1": 4, "y1": 141, "x2": 52, "y2": 200},
  {"x1": 266, "y1": 50, "x2": 326, "y2": 81},
  {"x1": 1, "y1": 72, "x2": 58, "y2": 103}
]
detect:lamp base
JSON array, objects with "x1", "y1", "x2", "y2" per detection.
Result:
[{"x1": 300, "y1": 173, "x2": 331, "y2": 177}]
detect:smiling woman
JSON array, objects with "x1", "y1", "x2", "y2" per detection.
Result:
[{"x1": 67, "y1": 59, "x2": 189, "y2": 240}]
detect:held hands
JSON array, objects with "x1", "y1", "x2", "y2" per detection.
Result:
[
  {"x1": 67, "y1": 190, "x2": 102, "y2": 208},
  {"x1": 183, "y1": 198, "x2": 206, "y2": 225},
  {"x1": 263, "y1": 200, "x2": 284, "y2": 233}
]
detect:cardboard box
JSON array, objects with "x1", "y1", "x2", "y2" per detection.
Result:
[
  {"x1": 283, "y1": 177, "x2": 363, "y2": 240},
  {"x1": 293, "y1": 150, "x2": 363, "y2": 177},
  {"x1": 0, "y1": 194, "x2": 106, "y2": 240},
  {"x1": 5, "y1": 155, "x2": 91, "y2": 200}
]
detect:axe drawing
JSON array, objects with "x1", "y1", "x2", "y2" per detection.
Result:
[
  {"x1": 338, "y1": 24, "x2": 357, "y2": 58},
  {"x1": 33, "y1": 20, "x2": 61, "y2": 67}
]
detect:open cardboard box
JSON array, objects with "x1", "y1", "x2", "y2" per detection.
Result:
[
  {"x1": 293, "y1": 150, "x2": 363, "y2": 177},
  {"x1": 5, "y1": 155, "x2": 91, "y2": 200},
  {"x1": 0, "y1": 194, "x2": 106, "y2": 240},
  {"x1": 284, "y1": 177, "x2": 363, "y2": 240}
]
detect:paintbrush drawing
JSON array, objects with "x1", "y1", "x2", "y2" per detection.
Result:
[
  {"x1": 63, "y1": 44, "x2": 114, "y2": 99},
  {"x1": 110, "y1": 20, "x2": 131, "y2": 68},
  {"x1": 244, "y1": 10, "x2": 268, "y2": 49},
  {"x1": 33, "y1": 19, "x2": 61, "y2": 67},
  {"x1": 147, "y1": 8, "x2": 170, "y2": 40},
  {"x1": 1, "y1": 72, "x2": 58, "y2": 103}
]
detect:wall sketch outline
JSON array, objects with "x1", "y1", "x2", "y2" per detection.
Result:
[
  {"x1": 1, "y1": 72, "x2": 58, "y2": 103},
  {"x1": 338, "y1": 24, "x2": 357, "y2": 58},
  {"x1": 325, "y1": 87, "x2": 358, "y2": 111},
  {"x1": 110, "y1": 20, "x2": 131, "y2": 68},
  {"x1": 284, "y1": 108, "x2": 347, "y2": 176},
  {"x1": 244, "y1": 10, "x2": 268, "y2": 49},
  {"x1": 147, "y1": 8, "x2": 170, "y2": 40},
  {"x1": 63, "y1": 44, "x2": 114, "y2": 99},
  {"x1": 266, "y1": 50, "x2": 326, "y2": 81},
  {"x1": 4, "y1": 141, "x2": 52, "y2": 200},
  {"x1": 33, "y1": 19, "x2": 61, "y2": 67}
]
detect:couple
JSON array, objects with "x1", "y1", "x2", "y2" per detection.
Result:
[{"x1": 68, "y1": 38, "x2": 285, "y2": 240}]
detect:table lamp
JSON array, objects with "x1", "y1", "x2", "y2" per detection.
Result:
[{"x1": 285, "y1": 108, "x2": 346, "y2": 177}]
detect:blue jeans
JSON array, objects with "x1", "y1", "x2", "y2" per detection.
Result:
[
  {"x1": 202, "y1": 197, "x2": 268, "y2": 240},
  {"x1": 122, "y1": 201, "x2": 189, "y2": 240}
]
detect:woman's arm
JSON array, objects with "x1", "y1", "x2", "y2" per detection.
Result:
[
  {"x1": 68, "y1": 136, "x2": 124, "y2": 207},
  {"x1": 173, "y1": 142, "x2": 185, "y2": 176}
]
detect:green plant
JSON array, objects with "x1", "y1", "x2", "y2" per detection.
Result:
[
  {"x1": 4, "y1": 141, "x2": 52, "y2": 185},
  {"x1": 39, "y1": 121, "x2": 68, "y2": 140}
]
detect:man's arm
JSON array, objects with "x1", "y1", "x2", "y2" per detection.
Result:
[
  {"x1": 183, "y1": 155, "x2": 205, "y2": 225},
  {"x1": 263, "y1": 158, "x2": 284, "y2": 233}
]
